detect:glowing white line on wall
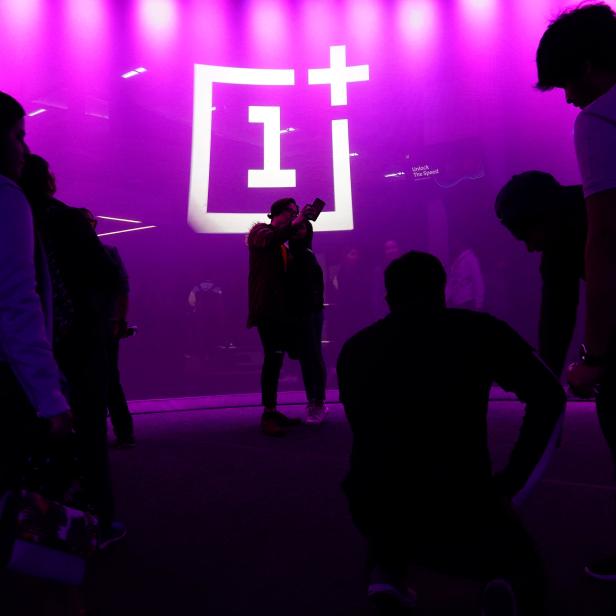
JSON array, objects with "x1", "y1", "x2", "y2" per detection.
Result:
[
  {"x1": 97, "y1": 225, "x2": 157, "y2": 237},
  {"x1": 308, "y1": 45, "x2": 369, "y2": 107},
  {"x1": 28, "y1": 109, "x2": 47, "y2": 117},
  {"x1": 97, "y1": 215, "x2": 143, "y2": 224},
  {"x1": 248, "y1": 106, "x2": 296, "y2": 188},
  {"x1": 122, "y1": 67, "x2": 148, "y2": 79}
]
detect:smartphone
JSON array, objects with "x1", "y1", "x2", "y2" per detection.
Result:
[{"x1": 306, "y1": 197, "x2": 325, "y2": 221}]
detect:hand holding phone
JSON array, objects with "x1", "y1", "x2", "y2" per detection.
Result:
[{"x1": 305, "y1": 198, "x2": 325, "y2": 221}]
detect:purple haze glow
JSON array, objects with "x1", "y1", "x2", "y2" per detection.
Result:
[{"x1": 0, "y1": 0, "x2": 612, "y2": 397}]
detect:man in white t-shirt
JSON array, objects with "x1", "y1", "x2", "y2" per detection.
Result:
[{"x1": 537, "y1": 3, "x2": 616, "y2": 580}]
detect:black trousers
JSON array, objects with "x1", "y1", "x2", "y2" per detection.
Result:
[
  {"x1": 347, "y1": 487, "x2": 546, "y2": 616},
  {"x1": 297, "y1": 310, "x2": 326, "y2": 404},
  {"x1": 56, "y1": 330, "x2": 115, "y2": 530},
  {"x1": 107, "y1": 338, "x2": 134, "y2": 441},
  {"x1": 257, "y1": 311, "x2": 327, "y2": 409},
  {"x1": 0, "y1": 365, "x2": 40, "y2": 495},
  {"x1": 257, "y1": 320, "x2": 286, "y2": 409}
]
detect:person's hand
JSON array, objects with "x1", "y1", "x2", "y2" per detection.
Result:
[
  {"x1": 297, "y1": 204, "x2": 315, "y2": 223},
  {"x1": 567, "y1": 361, "x2": 604, "y2": 398},
  {"x1": 48, "y1": 411, "x2": 73, "y2": 438}
]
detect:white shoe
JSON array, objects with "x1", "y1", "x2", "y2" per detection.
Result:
[{"x1": 305, "y1": 403, "x2": 327, "y2": 425}]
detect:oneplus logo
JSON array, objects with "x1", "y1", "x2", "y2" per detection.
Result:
[{"x1": 188, "y1": 45, "x2": 369, "y2": 233}]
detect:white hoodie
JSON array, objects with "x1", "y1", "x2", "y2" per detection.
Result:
[
  {"x1": 574, "y1": 83, "x2": 616, "y2": 198},
  {"x1": 0, "y1": 174, "x2": 68, "y2": 417}
]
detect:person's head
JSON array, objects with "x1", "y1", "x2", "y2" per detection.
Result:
[
  {"x1": 19, "y1": 154, "x2": 56, "y2": 204},
  {"x1": 268, "y1": 197, "x2": 298, "y2": 228},
  {"x1": 383, "y1": 239, "x2": 401, "y2": 263},
  {"x1": 385, "y1": 251, "x2": 447, "y2": 314},
  {"x1": 0, "y1": 91, "x2": 27, "y2": 181},
  {"x1": 495, "y1": 171, "x2": 564, "y2": 252},
  {"x1": 536, "y1": 3, "x2": 616, "y2": 108}
]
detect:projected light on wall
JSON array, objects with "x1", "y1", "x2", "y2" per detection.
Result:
[{"x1": 188, "y1": 45, "x2": 369, "y2": 234}]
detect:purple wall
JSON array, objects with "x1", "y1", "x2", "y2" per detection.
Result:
[{"x1": 0, "y1": 0, "x2": 602, "y2": 398}]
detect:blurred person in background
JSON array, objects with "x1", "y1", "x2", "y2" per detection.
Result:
[{"x1": 20, "y1": 154, "x2": 125, "y2": 547}]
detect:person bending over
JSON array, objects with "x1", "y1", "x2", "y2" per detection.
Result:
[{"x1": 338, "y1": 251, "x2": 565, "y2": 615}]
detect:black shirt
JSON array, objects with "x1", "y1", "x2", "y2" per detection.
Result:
[
  {"x1": 538, "y1": 186, "x2": 586, "y2": 376},
  {"x1": 337, "y1": 309, "x2": 565, "y2": 510}
]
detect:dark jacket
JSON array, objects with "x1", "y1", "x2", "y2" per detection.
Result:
[
  {"x1": 538, "y1": 186, "x2": 586, "y2": 376},
  {"x1": 288, "y1": 228, "x2": 324, "y2": 314},
  {"x1": 33, "y1": 198, "x2": 122, "y2": 342},
  {"x1": 247, "y1": 222, "x2": 295, "y2": 327}
]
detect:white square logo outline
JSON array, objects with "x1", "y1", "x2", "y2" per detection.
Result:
[{"x1": 188, "y1": 62, "x2": 355, "y2": 234}]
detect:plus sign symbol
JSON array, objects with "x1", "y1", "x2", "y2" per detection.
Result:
[{"x1": 187, "y1": 45, "x2": 369, "y2": 234}]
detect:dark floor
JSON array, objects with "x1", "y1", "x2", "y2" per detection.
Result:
[{"x1": 2, "y1": 399, "x2": 616, "y2": 615}]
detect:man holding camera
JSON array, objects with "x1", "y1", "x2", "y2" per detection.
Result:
[{"x1": 247, "y1": 197, "x2": 321, "y2": 437}]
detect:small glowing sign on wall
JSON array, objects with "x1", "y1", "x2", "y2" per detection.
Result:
[{"x1": 188, "y1": 46, "x2": 369, "y2": 234}]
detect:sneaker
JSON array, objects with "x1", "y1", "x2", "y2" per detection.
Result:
[
  {"x1": 306, "y1": 403, "x2": 327, "y2": 426},
  {"x1": 585, "y1": 555, "x2": 616, "y2": 581},
  {"x1": 481, "y1": 578, "x2": 517, "y2": 616},
  {"x1": 98, "y1": 521, "x2": 127, "y2": 550}
]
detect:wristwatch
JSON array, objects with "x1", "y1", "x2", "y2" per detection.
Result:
[{"x1": 579, "y1": 344, "x2": 609, "y2": 367}]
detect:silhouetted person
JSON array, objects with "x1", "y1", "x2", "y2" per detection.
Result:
[
  {"x1": 20, "y1": 154, "x2": 125, "y2": 547},
  {"x1": 496, "y1": 172, "x2": 586, "y2": 377},
  {"x1": 247, "y1": 197, "x2": 312, "y2": 436},
  {"x1": 338, "y1": 251, "x2": 565, "y2": 615},
  {"x1": 288, "y1": 221, "x2": 327, "y2": 424},
  {"x1": 536, "y1": 3, "x2": 616, "y2": 579},
  {"x1": 81, "y1": 209, "x2": 136, "y2": 448},
  {"x1": 0, "y1": 92, "x2": 71, "y2": 497}
]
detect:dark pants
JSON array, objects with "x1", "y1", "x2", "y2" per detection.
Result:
[
  {"x1": 298, "y1": 310, "x2": 326, "y2": 404},
  {"x1": 107, "y1": 338, "x2": 134, "y2": 441},
  {"x1": 347, "y1": 487, "x2": 546, "y2": 616},
  {"x1": 596, "y1": 365, "x2": 616, "y2": 473},
  {"x1": 0, "y1": 365, "x2": 40, "y2": 495},
  {"x1": 257, "y1": 320, "x2": 286, "y2": 409},
  {"x1": 56, "y1": 331, "x2": 115, "y2": 530}
]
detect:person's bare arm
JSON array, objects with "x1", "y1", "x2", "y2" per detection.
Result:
[{"x1": 568, "y1": 189, "x2": 616, "y2": 392}]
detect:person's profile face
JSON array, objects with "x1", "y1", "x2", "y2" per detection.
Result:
[
  {"x1": 273, "y1": 203, "x2": 298, "y2": 227},
  {"x1": 0, "y1": 117, "x2": 27, "y2": 180},
  {"x1": 564, "y1": 80, "x2": 591, "y2": 109}
]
